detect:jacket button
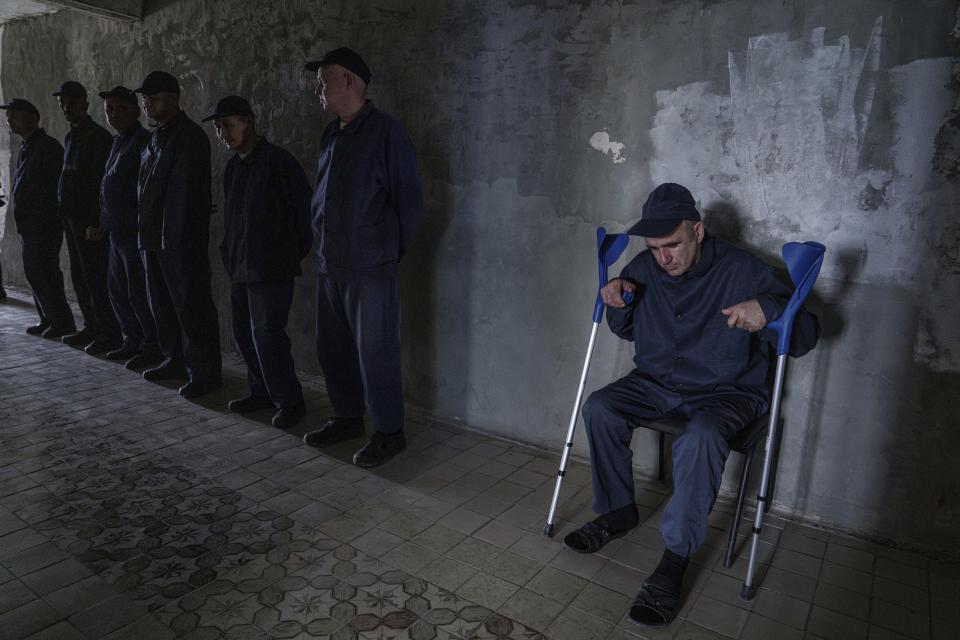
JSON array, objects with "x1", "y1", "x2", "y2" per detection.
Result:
[{"x1": 676, "y1": 313, "x2": 682, "y2": 320}]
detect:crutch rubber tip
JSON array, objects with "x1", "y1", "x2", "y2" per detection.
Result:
[
  {"x1": 543, "y1": 523, "x2": 555, "y2": 538},
  {"x1": 739, "y1": 584, "x2": 756, "y2": 601}
]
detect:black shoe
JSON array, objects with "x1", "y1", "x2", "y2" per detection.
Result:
[
  {"x1": 105, "y1": 345, "x2": 140, "y2": 361},
  {"x1": 125, "y1": 351, "x2": 165, "y2": 370},
  {"x1": 563, "y1": 521, "x2": 630, "y2": 554},
  {"x1": 272, "y1": 403, "x2": 305, "y2": 429},
  {"x1": 353, "y1": 431, "x2": 406, "y2": 468},
  {"x1": 178, "y1": 378, "x2": 222, "y2": 398},
  {"x1": 228, "y1": 395, "x2": 275, "y2": 413},
  {"x1": 41, "y1": 324, "x2": 75, "y2": 339},
  {"x1": 85, "y1": 337, "x2": 123, "y2": 356},
  {"x1": 302, "y1": 417, "x2": 364, "y2": 447},
  {"x1": 62, "y1": 328, "x2": 94, "y2": 346},
  {"x1": 26, "y1": 323, "x2": 50, "y2": 336},
  {"x1": 0, "y1": 286, "x2": 6, "y2": 300},
  {"x1": 143, "y1": 362, "x2": 188, "y2": 381}
]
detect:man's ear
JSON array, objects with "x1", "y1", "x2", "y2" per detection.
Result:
[{"x1": 693, "y1": 221, "x2": 705, "y2": 242}]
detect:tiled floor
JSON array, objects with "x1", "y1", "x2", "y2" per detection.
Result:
[{"x1": 0, "y1": 288, "x2": 957, "y2": 640}]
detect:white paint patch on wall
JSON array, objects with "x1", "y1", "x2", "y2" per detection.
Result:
[{"x1": 589, "y1": 130, "x2": 627, "y2": 164}]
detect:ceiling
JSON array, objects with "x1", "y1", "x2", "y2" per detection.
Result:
[
  {"x1": 0, "y1": 0, "x2": 141, "y2": 24},
  {"x1": 0, "y1": 0, "x2": 59, "y2": 24}
]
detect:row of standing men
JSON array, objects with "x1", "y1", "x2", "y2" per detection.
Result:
[{"x1": 3, "y1": 47, "x2": 423, "y2": 468}]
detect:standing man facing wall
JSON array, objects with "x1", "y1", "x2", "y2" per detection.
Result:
[
  {"x1": 98, "y1": 85, "x2": 162, "y2": 369},
  {"x1": 301, "y1": 47, "x2": 424, "y2": 468},
  {"x1": 203, "y1": 95, "x2": 312, "y2": 428},
  {"x1": 54, "y1": 81, "x2": 122, "y2": 355},
  {"x1": 136, "y1": 70, "x2": 222, "y2": 398},
  {"x1": 2, "y1": 98, "x2": 75, "y2": 337}
]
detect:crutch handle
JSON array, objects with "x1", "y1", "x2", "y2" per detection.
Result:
[{"x1": 622, "y1": 290, "x2": 634, "y2": 305}]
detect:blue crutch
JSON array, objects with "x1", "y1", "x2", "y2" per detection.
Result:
[
  {"x1": 740, "y1": 241, "x2": 826, "y2": 600},
  {"x1": 544, "y1": 227, "x2": 634, "y2": 537}
]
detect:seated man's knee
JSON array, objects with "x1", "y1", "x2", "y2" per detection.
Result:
[
  {"x1": 680, "y1": 416, "x2": 729, "y2": 447},
  {"x1": 581, "y1": 390, "x2": 614, "y2": 427}
]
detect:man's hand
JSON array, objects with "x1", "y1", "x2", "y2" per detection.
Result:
[
  {"x1": 85, "y1": 226, "x2": 103, "y2": 241},
  {"x1": 722, "y1": 299, "x2": 766, "y2": 332},
  {"x1": 600, "y1": 278, "x2": 636, "y2": 308}
]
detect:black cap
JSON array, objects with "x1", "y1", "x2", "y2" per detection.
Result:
[
  {"x1": 628, "y1": 183, "x2": 702, "y2": 238},
  {"x1": 134, "y1": 71, "x2": 180, "y2": 95},
  {"x1": 201, "y1": 95, "x2": 254, "y2": 122},
  {"x1": 98, "y1": 85, "x2": 138, "y2": 105},
  {"x1": 1, "y1": 98, "x2": 40, "y2": 118},
  {"x1": 304, "y1": 47, "x2": 372, "y2": 85},
  {"x1": 52, "y1": 81, "x2": 87, "y2": 99}
]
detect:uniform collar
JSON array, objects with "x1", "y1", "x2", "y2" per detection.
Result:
[
  {"x1": 338, "y1": 100, "x2": 376, "y2": 134},
  {"x1": 236, "y1": 137, "x2": 267, "y2": 164},
  {"x1": 22, "y1": 128, "x2": 46, "y2": 146}
]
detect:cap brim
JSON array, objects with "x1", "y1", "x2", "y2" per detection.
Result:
[
  {"x1": 200, "y1": 112, "x2": 222, "y2": 122},
  {"x1": 304, "y1": 61, "x2": 322, "y2": 72},
  {"x1": 627, "y1": 219, "x2": 684, "y2": 238}
]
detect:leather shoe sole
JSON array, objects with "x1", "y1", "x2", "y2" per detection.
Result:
[
  {"x1": 126, "y1": 352, "x2": 165, "y2": 370},
  {"x1": 228, "y1": 396, "x2": 275, "y2": 413},
  {"x1": 62, "y1": 330, "x2": 94, "y2": 346},
  {"x1": 272, "y1": 403, "x2": 305, "y2": 428},
  {"x1": 179, "y1": 379, "x2": 222, "y2": 398},
  {"x1": 303, "y1": 418, "x2": 364, "y2": 447},
  {"x1": 352, "y1": 432, "x2": 406, "y2": 468},
  {"x1": 41, "y1": 325, "x2": 75, "y2": 339},
  {"x1": 143, "y1": 364, "x2": 188, "y2": 381}
]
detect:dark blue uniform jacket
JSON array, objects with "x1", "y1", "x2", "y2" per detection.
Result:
[
  {"x1": 607, "y1": 236, "x2": 820, "y2": 413},
  {"x1": 137, "y1": 110, "x2": 212, "y2": 251},
  {"x1": 100, "y1": 123, "x2": 149, "y2": 235},
  {"x1": 58, "y1": 115, "x2": 112, "y2": 227},
  {"x1": 12, "y1": 128, "x2": 64, "y2": 235},
  {"x1": 311, "y1": 100, "x2": 423, "y2": 280},
  {"x1": 221, "y1": 138, "x2": 313, "y2": 283}
]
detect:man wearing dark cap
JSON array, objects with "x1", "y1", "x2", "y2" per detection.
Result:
[
  {"x1": 3, "y1": 98, "x2": 76, "y2": 337},
  {"x1": 300, "y1": 47, "x2": 423, "y2": 468},
  {"x1": 202, "y1": 95, "x2": 312, "y2": 427},
  {"x1": 135, "y1": 70, "x2": 221, "y2": 397},
  {"x1": 562, "y1": 183, "x2": 820, "y2": 628},
  {"x1": 98, "y1": 85, "x2": 162, "y2": 368},
  {"x1": 54, "y1": 80, "x2": 121, "y2": 354}
]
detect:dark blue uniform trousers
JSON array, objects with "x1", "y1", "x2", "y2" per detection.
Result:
[
  {"x1": 143, "y1": 246, "x2": 221, "y2": 383},
  {"x1": 19, "y1": 230, "x2": 75, "y2": 329},
  {"x1": 582, "y1": 369, "x2": 763, "y2": 557},
  {"x1": 315, "y1": 272, "x2": 403, "y2": 434},
  {"x1": 108, "y1": 232, "x2": 159, "y2": 353},
  {"x1": 231, "y1": 279, "x2": 303, "y2": 409},
  {"x1": 63, "y1": 217, "x2": 120, "y2": 341}
]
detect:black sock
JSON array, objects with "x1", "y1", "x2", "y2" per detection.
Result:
[
  {"x1": 648, "y1": 549, "x2": 688, "y2": 594},
  {"x1": 595, "y1": 503, "x2": 639, "y2": 533}
]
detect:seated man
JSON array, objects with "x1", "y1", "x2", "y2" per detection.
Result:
[{"x1": 564, "y1": 183, "x2": 819, "y2": 628}]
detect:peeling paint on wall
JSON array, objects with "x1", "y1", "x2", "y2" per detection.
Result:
[
  {"x1": 588, "y1": 130, "x2": 626, "y2": 164},
  {"x1": 649, "y1": 18, "x2": 957, "y2": 371}
]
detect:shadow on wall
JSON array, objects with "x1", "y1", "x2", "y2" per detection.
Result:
[{"x1": 702, "y1": 201, "x2": 855, "y2": 514}]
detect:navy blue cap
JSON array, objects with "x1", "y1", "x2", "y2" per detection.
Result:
[
  {"x1": 305, "y1": 47, "x2": 372, "y2": 84},
  {"x1": 98, "y1": 85, "x2": 138, "y2": 105},
  {"x1": 134, "y1": 71, "x2": 180, "y2": 95},
  {"x1": 628, "y1": 183, "x2": 702, "y2": 238},
  {"x1": 1, "y1": 98, "x2": 40, "y2": 117},
  {"x1": 201, "y1": 95, "x2": 254, "y2": 122},
  {"x1": 52, "y1": 81, "x2": 87, "y2": 98}
]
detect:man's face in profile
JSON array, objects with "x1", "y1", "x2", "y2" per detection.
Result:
[{"x1": 645, "y1": 221, "x2": 704, "y2": 277}]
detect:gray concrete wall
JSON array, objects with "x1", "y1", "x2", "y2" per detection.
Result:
[{"x1": 1, "y1": 0, "x2": 957, "y2": 554}]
